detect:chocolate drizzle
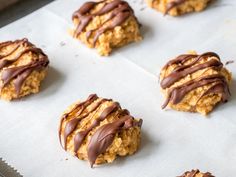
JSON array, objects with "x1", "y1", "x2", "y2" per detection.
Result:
[
  {"x1": 59, "y1": 94, "x2": 142, "y2": 167},
  {"x1": 161, "y1": 52, "x2": 221, "y2": 89},
  {"x1": 87, "y1": 115, "x2": 141, "y2": 167},
  {"x1": 165, "y1": 0, "x2": 186, "y2": 15},
  {"x1": 160, "y1": 52, "x2": 230, "y2": 109},
  {"x1": 0, "y1": 38, "x2": 49, "y2": 95},
  {"x1": 72, "y1": 0, "x2": 137, "y2": 46},
  {"x1": 73, "y1": 102, "x2": 120, "y2": 154},
  {"x1": 60, "y1": 94, "x2": 100, "y2": 149},
  {"x1": 178, "y1": 169, "x2": 215, "y2": 177}
]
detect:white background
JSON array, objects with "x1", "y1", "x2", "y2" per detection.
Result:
[{"x1": 0, "y1": 0, "x2": 236, "y2": 176}]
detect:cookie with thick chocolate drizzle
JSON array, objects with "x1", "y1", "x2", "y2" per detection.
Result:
[
  {"x1": 71, "y1": 0, "x2": 142, "y2": 56},
  {"x1": 178, "y1": 169, "x2": 215, "y2": 177},
  {"x1": 160, "y1": 52, "x2": 232, "y2": 115},
  {"x1": 0, "y1": 38, "x2": 49, "y2": 100},
  {"x1": 59, "y1": 94, "x2": 142, "y2": 167},
  {"x1": 146, "y1": 0, "x2": 211, "y2": 16}
]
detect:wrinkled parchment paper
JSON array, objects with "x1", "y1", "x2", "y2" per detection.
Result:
[{"x1": 0, "y1": 0, "x2": 236, "y2": 176}]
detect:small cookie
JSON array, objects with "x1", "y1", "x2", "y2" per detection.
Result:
[
  {"x1": 178, "y1": 169, "x2": 215, "y2": 177},
  {"x1": 146, "y1": 0, "x2": 211, "y2": 16},
  {"x1": 0, "y1": 38, "x2": 49, "y2": 100},
  {"x1": 160, "y1": 52, "x2": 232, "y2": 115},
  {"x1": 71, "y1": 0, "x2": 142, "y2": 56},
  {"x1": 59, "y1": 94, "x2": 143, "y2": 167}
]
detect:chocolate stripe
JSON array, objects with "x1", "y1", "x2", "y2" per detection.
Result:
[
  {"x1": 162, "y1": 74, "x2": 230, "y2": 109},
  {"x1": 0, "y1": 39, "x2": 49, "y2": 95},
  {"x1": 62, "y1": 94, "x2": 100, "y2": 149},
  {"x1": 62, "y1": 97, "x2": 112, "y2": 150},
  {"x1": 0, "y1": 44, "x2": 20, "y2": 61},
  {"x1": 93, "y1": 11, "x2": 131, "y2": 45},
  {"x1": 162, "y1": 52, "x2": 219, "y2": 71},
  {"x1": 72, "y1": 0, "x2": 137, "y2": 46},
  {"x1": 59, "y1": 94, "x2": 143, "y2": 167},
  {"x1": 1, "y1": 59, "x2": 48, "y2": 94},
  {"x1": 0, "y1": 41, "x2": 13, "y2": 49},
  {"x1": 59, "y1": 94, "x2": 98, "y2": 147},
  {"x1": 189, "y1": 170, "x2": 199, "y2": 177},
  {"x1": 196, "y1": 82, "x2": 230, "y2": 104},
  {"x1": 172, "y1": 52, "x2": 220, "y2": 73},
  {"x1": 162, "y1": 54, "x2": 198, "y2": 70},
  {"x1": 0, "y1": 48, "x2": 46, "y2": 70},
  {"x1": 0, "y1": 39, "x2": 31, "y2": 61},
  {"x1": 87, "y1": 115, "x2": 142, "y2": 167},
  {"x1": 161, "y1": 52, "x2": 230, "y2": 110},
  {"x1": 161, "y1": 52, "x2": 222, "y2": 89},
  {"x1": 178, "y1": 169, "x2": 215, "y2": 177},
  {"x1": 164, "y1": 0, "x2": 186, "y2": 15},
  {"x1": 73, "y1": 102, "x2": 120, "y2": 153}
]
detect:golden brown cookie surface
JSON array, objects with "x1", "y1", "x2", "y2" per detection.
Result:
[
  {"x1": 178, "y1": 169, "x2": 215, "y2": 177},
  {"x1": 71, "y1": 0, "x2": 142, "y2": 56},
  {"x1": 0, "y1": 38, "x2": 49, "y2": 100},
  {"x1": 146, "y1": 0, "x2": 211, "y2": 16},
  {"x1": 59, "y1": 94, "x2": 142, "y2": 167},
  {"x1": 160, "y1": 52, "x2": 232, "y2": 115}
]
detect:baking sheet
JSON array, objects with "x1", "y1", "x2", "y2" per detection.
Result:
[
  {"x1": 0, "y1": 0, "x2": 236, "y2": 176},
  {"x1": 0, "y1": 0, "x2": 20, "y2": 11},
  {"x1": 0, "y1": 158, "x2": 22, "y2": 177}
]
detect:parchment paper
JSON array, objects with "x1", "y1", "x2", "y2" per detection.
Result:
[{"x1": 0, "y1": 0, "x2": 236, "y2": 176}]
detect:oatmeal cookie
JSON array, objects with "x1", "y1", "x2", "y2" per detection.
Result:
[
  {"x1": 59, "y1": 94, "x2": 143, "y2": 167},
  {"x1": 71, "y1": 0, "x2": 142, "y2": 56},
  {"x1": 178, "y1": 169, "x2": 215, "y2": 177},
  {"x1": 146, "y1": 0, "x2": 211, "y2": 16},
  {"x1": 0, "y1": 38, "x2": 49, "y2": 100},
  {"x1": 160, "y1": 52, "x2": 232, "y2": 115}
]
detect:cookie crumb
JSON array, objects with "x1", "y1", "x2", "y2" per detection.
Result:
[
  {"x1": 225, "y1": 60, "x2": 234, "y2": 65},
  {"x1": 60, "y1": 41, "x2": 66, "y2": 46},
  {"x1": 140, "y1": 7, "x2": 146, "y2": 11}
]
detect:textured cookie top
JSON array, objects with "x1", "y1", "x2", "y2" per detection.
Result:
[
  {"x1": 59, "y1": 94, "x2": 142, "y2": 167},
  {"x1": 178, "y1": 169, "x2": 215, "y2": 177},
  {"x1": 72, "y1": 0, "x2": 138, "y2": 46},
  {"x1": 0, "y1": 38, "x2": 49, "y2": 95},
  {"x1": 160, "y1": 52, "x2": 231, "y2": 110}
]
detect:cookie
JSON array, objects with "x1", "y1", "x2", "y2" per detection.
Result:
[
  {"x1": 59, "y1": 94, "x2": 143, "y2": 167},
  {"x1": 146, "y1": 0, "x2": 211, "y2": 16},
  {"x1": 0, "y1": 38, "x2": 49, "y2": 100},
  {"x1": 71, "y1": 0, "x2": 142, "y2": 56},
  {"x1": 178, "y1": 169, "x2": 215, "y2": 177},
  {"x1": 160, "y1": 52, "x2": 232, "y2": 115}
]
